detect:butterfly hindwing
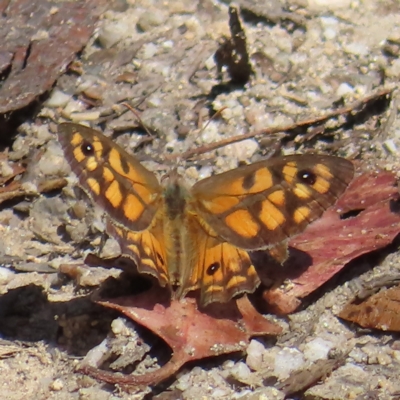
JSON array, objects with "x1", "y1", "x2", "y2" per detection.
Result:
[
  {"x1": 106, "y1": 218, "x2": 169, "y2": 287},
  {"x1": 176, "y1": 216, "x2": 260, "y2": 306}
]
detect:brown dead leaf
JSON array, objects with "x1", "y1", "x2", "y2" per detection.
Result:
[
  {"x1": 339, "y1": 284, "x2": 400, "y2": 331},
  {"x1": 0, "y1": 177, "x2": 67, "y2": 205},
  {"x1": 0, "y1": 161, "x2": 25, "y2": 185}
]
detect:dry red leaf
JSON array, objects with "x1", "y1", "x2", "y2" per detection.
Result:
[
  {"x1": 80, "y1": 289, "x2": 281, "y2": 387},
  {"x1": 262, "y1": 171, "x2": 400, "y2": 314}
]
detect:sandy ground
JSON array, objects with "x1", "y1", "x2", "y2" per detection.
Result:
[{"x1": 1, "y1": 0, "x2": 400, "y2": 399}]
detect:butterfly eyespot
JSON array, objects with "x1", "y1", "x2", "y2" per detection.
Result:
[
  {"x1": 207, "y1": 262, "x2": 220, "y2": 276},
  {"x1": 297, "y1": 169, "x2": 317, "y2": 185},
  {"x1": 81, "y1": 141, "x2": 94, "y2": 156}
]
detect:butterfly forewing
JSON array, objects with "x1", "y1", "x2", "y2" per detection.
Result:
[
  {"x1": 191, "y1": 155, "x2": 354, "y2": 251},
  {"x1": 58, "y1": 123, "x2": 162, "y2": 231}
]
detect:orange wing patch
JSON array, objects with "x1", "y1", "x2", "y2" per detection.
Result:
[
  {"x1": 225, "y1": 209, "x2": 260, "y2": 238},
  {"x1": 282, "y1": 162, "x2": 298, "y2": 184},
  {"x1": 259, "y1": 199, "x2": 286, "y2": 231}
]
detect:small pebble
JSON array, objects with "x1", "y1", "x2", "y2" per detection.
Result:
[
  {"x1": 349, "y1": 347, "x2": 368, "y2": 364},
  {"x1": 37, "y1": 142, "x2": 66, "y2": 176},
  {"x1": 0, "y1": 161, "x2": 14, "y2": 178},
  {"x1": 343, "y1": 42, "x2": 369, "y2": 57},
  {"x1": 100, "y1": 238, "x2": 121, "y2": 258},
  {"x1": 377, "y1": 352, "x2": 392, "y2": 366},
  {"x1": 33, "y1": 125, "x2": 53, "y2": 142},
  {"x1": 175, "y1": 373, "x2": 192, "y2": 391},
  {"x1": 246, "y1": 339, "x2": 265, "y2": 371},
  {"x1": 111, "y1": 318, "x2": 129, "y2": 335},
  {"x1": 0, "y1": 267, "x2": 15, "y2": 285},
  {"x1": 221, "y1": 139, "x2": 259, "y2": 161},
  {"x1": 205, "y1": 54, "x2": 216, "y2": 70},
  {"x1": 75, "y1": 75, "x2": 100, "y2": 94},
  {"x1": 142, "y1": 43, "x2": 158, "y2": 60},
  {"x1": 83, "y1": 339, "x2": 108, "y2": 366},
  {"x1": 323, "y1": 27, "x2": 337, "y2": 40},
  {"x1": 391, "y1": 350, "x2": 400, "y2": 362},
  {"x1": 385, "y1": 58, "x2": 400, "y2": 78},
  {"x1": 211, "y1": 388, "x2": 231, "y2": 398},
  {"x1": 68, "y1": 111, "x2": 101, "y2": 122},
  {"x1": 62, "y1": 99, "x2": 87, "y2": 116},
  {"x1": 49, "y1": 378, "x2": 63, "y2": 391},
  {"x1": 383, "y1": 139, "x2": 398, "y2": 155},
  {"x1": 230, "y1": 362, "x2": 252, "y2": 383},
  {"x1": 21, "y1": 181, "x2": 38, "y2": 193},
  {"x1": 320, "y1": 16, "x2": 339, "y2": 27},
  {"x1": 308, "y1": 0, "x2": 352, "y2": 9},
  {"x1": 197, "y1": 165, "x2": 213, "y2": 180},
  {"x1": 98, "y1": 20, "x2": 130, "y2": 48},
  {"x1": 237, "y1": 387, "x2": 285, "y2": 400},
  {"x1": 303, "y1": 338, "x2": 333, "y2": 362},
  {"x1": 274, "y1": 348, "x2": 305, "y2": 379},
  {"x1": 336, "y1": 82, "x2": 354, "y2": 97},
  {"x1": 137, "y1": 10, "x2": 167, "y2": 31},
  {"x1": 44, "y1": 89, "x2": 71, "y2": 108}
]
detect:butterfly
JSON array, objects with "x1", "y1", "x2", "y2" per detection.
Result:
[{"x1": 58, "y1": 123, "x2": 354, "y2": 306}]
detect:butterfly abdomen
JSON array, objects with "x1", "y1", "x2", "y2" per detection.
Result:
[{"x1": 162, "y1": 179, "x2": 192, "y2": 286}]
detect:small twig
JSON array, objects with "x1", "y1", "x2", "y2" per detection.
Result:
[{"x1": 176, "y1": 88, "x2": 392, "y2": 160}]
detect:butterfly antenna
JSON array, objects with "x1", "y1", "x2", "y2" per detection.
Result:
[
  {"x1": 121, "y1": 102, "x2": 155, "y2": 139},
  {"x1": 201, "y1": 106, "x2": 227, "y2": 132},
  {"x1": 179, "y1": 107, "x2": 228, "y2": 161}
]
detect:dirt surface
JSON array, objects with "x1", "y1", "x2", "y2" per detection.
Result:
[{"x1": 1, "y1": 0, "x2": 400, "y2": 399}]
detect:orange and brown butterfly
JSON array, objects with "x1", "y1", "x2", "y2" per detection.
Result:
[{"x1": 57, "y1": 123, "x2": 354, "y2": 306}]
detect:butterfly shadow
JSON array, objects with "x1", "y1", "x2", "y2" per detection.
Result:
[{"x1": 0, "y1": 283, "x2": 118, "y2": 357}]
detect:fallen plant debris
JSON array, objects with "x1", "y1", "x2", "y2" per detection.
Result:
[
  {"x1": 0, "y1": 0, "x2": 106, "y2": 119},
  {"x1": 0, "y1": 156, "x2": 25, "y2": 186},
  {"x1": 276, "y1": 351, "x2": 350, "y2": 395},
  {"x1": 339, "y1": 283, "x2": 400, "y2": 332},
  {"x1": 80, "y1": 290, "x2": 282, "y2": 387},
  {"x1": 175, "y1": 88, "x2": 392, "y2": 160},
  {"x1": 214, "y1": 6, "x2": 253, "y2": 84},
  {"x1": 0, "y1": 177, "x2": 68, "y2": 205}
]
